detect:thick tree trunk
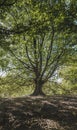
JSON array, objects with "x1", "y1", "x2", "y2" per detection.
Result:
[{"x1": 31, "y1": 83, "x2": 45, "y2": 96}]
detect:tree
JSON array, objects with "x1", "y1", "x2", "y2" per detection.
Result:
[
  {"x1": 0, "y1": 0, "x2": 77, "y2": 96},
  {"x1": 8, "y1": 31, "x2": 77, "y2": 96}
]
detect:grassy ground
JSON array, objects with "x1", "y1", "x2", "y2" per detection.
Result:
[{"x1": 0, "y1": 95, "x2": 77, "y2": 130}]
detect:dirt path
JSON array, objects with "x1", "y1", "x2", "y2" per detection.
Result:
[{"x1": 0, "y1": 95, "x2": 77, "y2": 130}]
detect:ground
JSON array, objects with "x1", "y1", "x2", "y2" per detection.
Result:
[{"x1": 0, "y1": 95, "x2": 77, "y2": 130}]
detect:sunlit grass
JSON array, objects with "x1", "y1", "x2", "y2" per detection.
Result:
[{"x1": 0, "y1": 83, "x2": 77, "y2": 98}]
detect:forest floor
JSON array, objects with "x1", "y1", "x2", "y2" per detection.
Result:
[{"x1": 0, "y1": 95, "x2": 77, "y2": 130}]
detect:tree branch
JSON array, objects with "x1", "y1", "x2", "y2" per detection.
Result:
[
  {"x1": 40, "y1": 27, "x2": 54, "y2": 79},
  {"x1": 25, "y1": 45, "x2": 35, "y2": 69},
  {"x1": 39, "y1": 36, "x2": 45, "y2": 73},
  {"x1": 9, "y1": 49, "x2": 33, "y2": 71},
  {"x1": 43, "y1": 49, "x2": 65, "y2": 82}
]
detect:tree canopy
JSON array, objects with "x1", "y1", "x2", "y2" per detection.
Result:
[{"x1": 0, "y1": 0, "x2": 77, "y2": 96}]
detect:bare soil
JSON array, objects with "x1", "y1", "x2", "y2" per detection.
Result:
[{"x1": 0, "y1": 95, "x2": 77, "y2": 130}]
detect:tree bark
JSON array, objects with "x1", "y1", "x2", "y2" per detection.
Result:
[{"x1": 31, "y1": 83, "x2": 45, "y2": 96}]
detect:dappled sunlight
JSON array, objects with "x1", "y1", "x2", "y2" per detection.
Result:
[{"x1": 0, "y1": 96, "x2": 77, "y2": 130}]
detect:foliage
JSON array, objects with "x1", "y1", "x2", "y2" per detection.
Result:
[
  {"x1": 0, "y1": 0, "x2": 77, "y2": 96},
  {"x1": 59, "y1": 62, "x2": 77, "y2": 95},
  {"x1": 0, "y1": 75, "x2": 33, "y2": 97}
]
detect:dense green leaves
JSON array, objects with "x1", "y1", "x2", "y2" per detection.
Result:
[{"x1": 0, "y1": 0, "x2": 77, "y2": 96}]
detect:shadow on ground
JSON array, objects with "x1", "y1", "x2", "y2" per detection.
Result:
[{"x1": 0, "y1": 95, "x2": 77, "y2": 130}]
